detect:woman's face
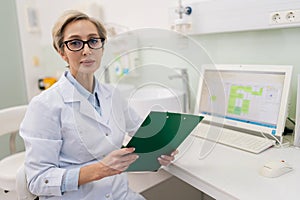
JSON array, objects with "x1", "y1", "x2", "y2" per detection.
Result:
[{"x1": 60, "y1": 19, "x2": 103, "y2": 76}]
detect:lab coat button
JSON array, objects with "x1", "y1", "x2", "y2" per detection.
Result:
[
  {"x1": 45, "y1": 180, "x2": 49, "y2": 184},
  {"x1": 105, "y1": 133, "x2": 109, "y2": 136},
  {"x1": 105, "y1": 194, "x2": 110, "y2": 198}
]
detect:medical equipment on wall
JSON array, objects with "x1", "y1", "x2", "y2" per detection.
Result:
[
  {"x1": 38, "y1": 77, "x2": 57, "y2": 90},
  {"x1": 171, "y1": 0, "x2": 193, "y2": 33}
]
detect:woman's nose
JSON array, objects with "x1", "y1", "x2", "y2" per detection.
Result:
[{"x1": 82, "y1": 43, "x2": 92, "y2": 55}]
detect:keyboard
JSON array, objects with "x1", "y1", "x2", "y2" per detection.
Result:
[{"x1": 192, "y1": 123, "x2": 276, "y2": 154}]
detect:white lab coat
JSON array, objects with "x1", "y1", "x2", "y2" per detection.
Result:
[{"x1": 20, "y1": 72, "x2": 145, "y2": 200}]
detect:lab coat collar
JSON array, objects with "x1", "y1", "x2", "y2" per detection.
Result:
[{"x1": 57, "y1": 72, "x2": 112, "y2": 129}]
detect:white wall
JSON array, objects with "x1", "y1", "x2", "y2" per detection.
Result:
[
  {"x1": 0, "y1": 0, "x2": 27, "y2": 160},
  {"x1": 15, "y1": 0, "x2": 82, "y2": 100},
  {"x1": 15, "y1": 0, "x2": 300, "y2": 117},
  {"x1": 15, "y1": 0, "x2": 179, "y2": 100},
  {"x1": 0, "y1": 0, "x2": 27, "y2": 109}
]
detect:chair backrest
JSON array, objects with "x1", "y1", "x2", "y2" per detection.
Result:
[
  {"x1": 0, "y1": 105, "x2": 27, "y2": 137},
  {"x1": 16, "y1": 165, "x2": 37, "y2": 200}
]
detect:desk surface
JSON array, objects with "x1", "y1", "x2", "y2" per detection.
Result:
[{"x1": 165, "y1": 135, "x2": 300, "y2": 200}]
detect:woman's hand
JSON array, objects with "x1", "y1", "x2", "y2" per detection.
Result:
[
  {"x1": 101, "y1": 147, "x2": 138, "y2": 173},
  {"x1": 158, "y1": 149, "x2": 179, "y2": 167},
  {"x1": 79, "y1": 148, "x2": 138, "y2": 186}
]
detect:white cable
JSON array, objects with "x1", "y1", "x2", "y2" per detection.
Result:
[{"x1": 259, "y1": 131, "x2": 290, "y2": 148}]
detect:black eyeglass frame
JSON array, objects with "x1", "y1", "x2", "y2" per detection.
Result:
[{"x1": 63, "y1": 38, "x2": 105, "y2": 52}]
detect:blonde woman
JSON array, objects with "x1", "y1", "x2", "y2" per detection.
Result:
[{"x1": 20, "y1": 10, "x2": 176, "y2": 200}]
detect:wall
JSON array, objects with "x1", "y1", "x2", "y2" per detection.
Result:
[
  {"x1": 0, "y1": 0, "x2": 27, "y2": 109},
  {"x1": 15, "y1": 0, "x2": 177, "y2": 101},
  {"x1": 4, "y1": 0, "x2": 298, "y2": 157},
  {"x1": 0, "y1": 0, "x2": 27, "y2": 159},
  {"x1": 17, "y1": 0, "x2": 300, "y2": 117},
  {"x1": 12, "y1": 2, "x2": 300, "y2": 113},
  {"x1": 193, "y1": 27, "x2": 300, "y2": 118},
  {"x1": 15, "y1": 0, "x2": 83, "y2": 100}
]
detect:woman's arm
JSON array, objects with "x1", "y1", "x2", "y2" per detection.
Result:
[
  {"x1": 20, "y1": 98, "x2": 66, "y2": 196},
  {"x1": 78, "y1": 148, "x2": 138, "y2": 185}
]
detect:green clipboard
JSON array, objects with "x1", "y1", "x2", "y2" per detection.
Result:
[{"x1": 124, "y1": 111, "x2": 203, "y2": 171}]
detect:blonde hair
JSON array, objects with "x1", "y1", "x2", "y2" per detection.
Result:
[{"x1": 52, "y1": 10, "x2": 107, "y2": 53}]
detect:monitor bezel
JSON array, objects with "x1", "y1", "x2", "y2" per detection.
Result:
[{"x1": 194, "y1": 64, "x2": 293, "y2": 138}]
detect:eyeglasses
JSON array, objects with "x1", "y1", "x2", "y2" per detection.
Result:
[{"x1": 63, "y1": 38, "x2": 105, "y2": 52}]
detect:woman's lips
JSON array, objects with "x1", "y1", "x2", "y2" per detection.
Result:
[{"x1": 81, "y1": 60, "x2": 95, "y2": 66}]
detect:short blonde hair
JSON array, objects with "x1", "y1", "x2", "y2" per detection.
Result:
[{"x1": 52, "y1": 10, "x2": 107, "y2": 53}]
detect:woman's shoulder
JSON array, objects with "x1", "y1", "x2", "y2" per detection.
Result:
[{"x1": 29, "y1": 80, "x2": 65, "y2": 112}]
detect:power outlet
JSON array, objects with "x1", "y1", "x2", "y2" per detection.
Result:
[{"x1": 269, "y1": 9, "x2": 300, "y2": 25}]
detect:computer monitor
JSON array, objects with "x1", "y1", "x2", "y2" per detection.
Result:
[
  {"x1": 194, "y1": 64, "x2": 293, "y2": 140},
  {"x1": 293, "y1": 74, "x2": 300, "y2": 147}
]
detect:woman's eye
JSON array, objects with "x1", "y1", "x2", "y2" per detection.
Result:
[
  {"x1": 69, "y1": 40, "x2": 82, "y2": 47},
  {"x1": 89, "y1": 38, "x2": 99, "y2": 45}
]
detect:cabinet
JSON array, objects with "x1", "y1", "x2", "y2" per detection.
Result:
[{"x1": 187, "y1": 0, "x2": 300, "y2": 34}]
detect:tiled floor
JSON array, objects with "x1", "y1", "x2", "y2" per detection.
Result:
[{"x1": 0, "y1": 189, "x2": 17, "y2": 200}]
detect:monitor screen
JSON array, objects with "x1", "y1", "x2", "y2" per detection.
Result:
[{"x1": 194, "y1": 64, "x2": 293, "y2": 137}]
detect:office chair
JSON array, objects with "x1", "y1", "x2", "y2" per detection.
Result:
[
  {"x1": 0, "y1": 105, "x2": 27, "y2": 195},
  {"x1": 16, "y1": 165, "x2": 37, "y2": 200}
]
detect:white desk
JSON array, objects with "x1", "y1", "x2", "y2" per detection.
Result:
[{"x1": 165, "y1": 136, "x2": 300, "y2": 200}]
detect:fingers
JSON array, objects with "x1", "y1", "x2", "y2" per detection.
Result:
[
  {"x1": 120, "y1": 147, "x2": 136, "y2": 155},
  {"x1": 120, "y1": 152, "x2": 139, "y2": 165},
  {"x1": 171, "y1": 149, "x2": 179, "y2": 157},
  {"x1": 158, "y1": 149, "x2": 179, "y2": 166},
  {"x1": 116, "y1": 148, "x2": 139, "y2": 169},
  {"x1": 101, "y1": 148, "x2": 139, "y2": 172},
  {"x1": 116, "y1": 154, "x2": 139, "y2": 171},
  {"x1": 158, "y1": 155, "x2": 173, "y2": 166}
]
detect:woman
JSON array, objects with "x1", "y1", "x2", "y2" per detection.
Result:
[{"x1": 20, "y1": 10, "x2": 176, "y2": 199}]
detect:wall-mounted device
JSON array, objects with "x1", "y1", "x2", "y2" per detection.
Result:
[
  {"x1": 38, "y1": 77, "x2": 57, "y2": 90},
  {"x1": 170, "y1": 0, "x2": 193, "y2": 33}
]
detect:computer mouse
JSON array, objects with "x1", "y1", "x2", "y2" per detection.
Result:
[{"x1": 259, "y1": 160, "x2": 293, "y2": 178}]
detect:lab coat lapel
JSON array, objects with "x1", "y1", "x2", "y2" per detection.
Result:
[
  {"x1": 97, "y1": 84, "x2": 113, "y2": 125},
  {"x1": 58, "y1": 74, "x2": 111, "y2": 129}
]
